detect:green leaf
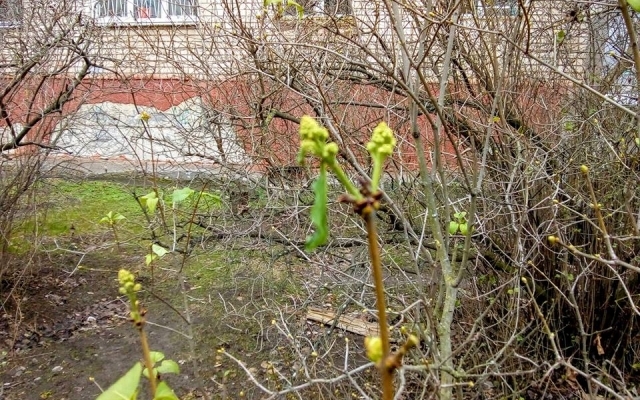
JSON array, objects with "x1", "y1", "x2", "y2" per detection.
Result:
[
  {"x1": 556, "y1": 30, "x2": 566, "y2": 44},
  {"x1": 202, "y1": 192, "x2": 222, "y2": 204},
  {"x1": 172, "y1": 187, "x2": 194, "y2": 205},
  {"x1": 152, "y1": 244, "x2": 168, "y2": 257},
  {"x1": 145, "y1": 254, "x2": 156, "y2": 266},
  {"x1": 150, "y1": 351, "x2": 165, "y2": 363},
  {"x1": 629, "y1": 0, "x2": 640, "y2": 13},
  {"x1": 143, "y1": 358, "x2": 181, "y2": 380},
  {"x1": 459, "y1": 223, "x2": 469, "y2": 236},
  {"x1": 146, "y1": 198, "x2": 159, "y2": 214},
  {"x1": 156, "y1": 359, "x2": 180, "y2": 375},
  {"x1": 305, "y1": 166, "x2": 328, "y2": 251},
  {"x1": 101, "y1": 212, "x2": 125, "y2": 224},
  {"x1": 288, "y1": 0, "x2": 304, "y2": 18},
  {"x1": 448, "y1": 221, "x2": 459, "y2": 235},
  {"x1": 141, "y1": 192, "x2": 158, "y2": 214},
  {"x1": 97, "y1": 362, "x2": 142, "y2": 400},
  {"x1": 153, "y1": 381, "x2": 179, "y2": 400},
  {"x1": 453, "y1": 211, "x2": 467, "y2": 222}
]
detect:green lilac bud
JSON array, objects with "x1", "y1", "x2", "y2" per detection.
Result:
[
  {"x1": 378, "y1": 144, "x2": 394, "y2": 157},
  {"x1": 373, "y1": 122, "x2": 395, "y2": 144},
  {"x1": 300, "y1": 140, "x2": 317, "y2": 156},
  {"x1": 299, "y1": 116, "x2": 328, "y2": 142},
  {"x1": 580, "y1": 165, "x2": 589, "y2": 175},
  {"x1": 118, "y1": 269, "x2": 137, "y2": 294},
  {"x1": 323, "y1": 142, "x2": 339, "y2": 159},
  {"x1": 365, "y1": 336, "x2": 383, "y2": 363},
  {"x1": 138, "y1": 111, "x2": 151, "y2": 122},
  {"x1": 367, "y1": 122, "x2": 396, "y2": 156},
  {"x1": 118, "y1": 269, "x2": 143, "y2": 297}
]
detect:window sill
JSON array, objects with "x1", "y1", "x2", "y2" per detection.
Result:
[
  {"x1": 280, "y1": 14, "x2": 353, "y2": 20},
  {"x1": 0, "y1": 22, "x2": 21, "y2": 29},
  {"x1": 95, "y1": 18, "x2": 198, "y2": 27},
  {"x1": 474, "y1": 6, "x2": 519, "y2": 17}
]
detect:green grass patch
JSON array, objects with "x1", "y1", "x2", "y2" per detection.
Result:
[
  {"x1": 42, "y1": 179, "x2": 146, "y2": 236},
  {"x1": 185, "y1": 243, "x2": 302, "y2": 298},
  {"x1": 12, "y1": 179, "x2": 223, "y2": 240},
  {"x1": 7, "y1": 179, "x2": 149, "y2": 253}
]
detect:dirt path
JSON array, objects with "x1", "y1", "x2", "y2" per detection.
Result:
[
  {"x1": 0, "y1": 167, "x2": 353, "y2": 400},
  {"x1": 0, "y1": 253, "x2": 212, "y2": 400}
]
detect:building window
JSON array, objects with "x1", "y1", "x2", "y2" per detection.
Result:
[
  {"x1": 290, "y1": 0, "x2": 352, "y2": 16},
  {"x1": 94, "y1": 0, "x2": 197, "y2": 23},
  {"x1": 476, "y1": 0, "x2": 518, "y2": 17},
  {"x1": 0, "y1": 0, "x2": 22, "y2": 27}
]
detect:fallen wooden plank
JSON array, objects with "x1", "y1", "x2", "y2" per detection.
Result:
[{"x1": 306, "y1": 307, "x2": 380, "y2": 337}]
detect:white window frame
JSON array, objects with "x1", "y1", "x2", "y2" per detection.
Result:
[
  {"x1": 0, "y1": 0, "x2": 22, "y2": 28},
  {"x1": 476, "y1": 0, "x2": 518, "y2": 17},
  {"x1": 93, "y1": 0, "x2": 197, "y2": 25}
]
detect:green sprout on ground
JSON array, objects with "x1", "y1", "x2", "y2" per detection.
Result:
[
  {"x1": 94, "y1": 269, "x2": 179, "y2": 400},
  {"x1": 140, "y1": 192, "x2": 159, "y2": 214},
  {"x1": 145, "y1": 243, "x2": 168, "y2": 285},
  {"x1": 298, "y1": 116, "x2": 415, "y2": 400},
  {"x1": 100, "y1": 211, "x2": 126, "y2": 251}
]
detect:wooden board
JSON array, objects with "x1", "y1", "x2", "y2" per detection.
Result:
[{"x1": 306, "y1": 307, "x2": 379, "y2": 337}]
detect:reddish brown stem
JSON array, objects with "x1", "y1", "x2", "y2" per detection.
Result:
[
  {"x1": 138, "y1": 325, "x2": 157, "y2": 396},
  {"x1": 363, "y1": 209, "x2": 394, "y2": 400}
]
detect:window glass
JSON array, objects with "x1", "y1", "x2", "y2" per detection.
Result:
[
  {"x1": 168, "y1": 0, "x2": 196, "y2": 17},
  {"x1": 286, "y1": 0, "x2": 351, "y2": 16},
  {"x1": 94, "y1": 0, "x2": 197, "y2": 21},
  {"x1": 95, "y1": 0, "x2": 126, "y2": 17},
  {"x1": 134, "y1": 0, "x2": 160, "y2": 18},
  {"x1": 479, "y1": 0, "x2": 518, "y2": 16}
]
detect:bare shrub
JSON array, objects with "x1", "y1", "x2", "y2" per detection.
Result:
[{"x1": 0, "y1": 0, "x2": 100, "y2": 307}]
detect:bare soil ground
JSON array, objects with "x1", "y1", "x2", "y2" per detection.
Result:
[
  {"x1": 0, "y1": 236, "x2": 363, "y2": 400},
  {"x1": 0, "y1": 251, "x2": 213, "y2": 400},
  {"x1": 0, "y1": 167, "x2": 380, "y2": 400}
]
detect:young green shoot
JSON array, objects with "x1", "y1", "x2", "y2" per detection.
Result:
[
  {"x1": 100, "y1": 211, "x2": 126, "y2": 251},
  {"x1": 96, "y1": 270, "x2": 179, "y2": 400},
  {"x1": 298, "y1": 116, "x2": 412, "y2": 400}
]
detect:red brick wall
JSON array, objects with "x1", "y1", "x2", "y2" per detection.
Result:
[{"x1": 1, "y1": 76, "x2": 564, "y2": 171}]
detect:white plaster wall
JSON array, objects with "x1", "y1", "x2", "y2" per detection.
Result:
[{"x1": 52, "y1": 98, "x2": 249, "y2": 164}]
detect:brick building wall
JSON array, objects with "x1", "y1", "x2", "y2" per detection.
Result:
[{"x1": 0, "y1": 0, "x2": 608, "y2": 172}]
